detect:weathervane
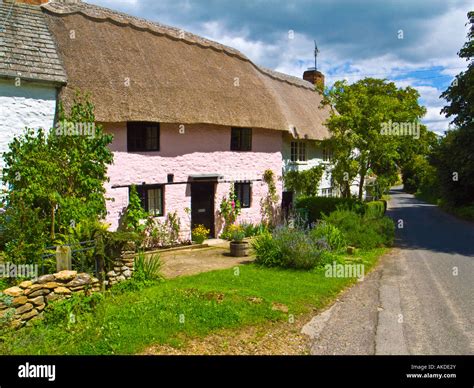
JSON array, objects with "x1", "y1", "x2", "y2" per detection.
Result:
[{"x1": 314, "y1": 40, "x2": 319, "y2": 71}]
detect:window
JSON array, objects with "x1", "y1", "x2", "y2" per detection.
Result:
[
  {"x1": 231, "y1": 127, "x2": 252, "y2": 151},
  {"x1": 321, "y1": 188, "x2": 334, "y2": 198},
  {"x1": 133, "y1": 185, "x2": 164, "y2": 216},
  {"x1": 323, "y1": 148, "x2": 332, "y2": 162},
  {"x1": 235, "y1": 182, "x2": 251, "y2": 208},
  {"x1": 290, "y1": 141, "x2": 307, "y2": 162},
  {"x1": 127, "y1": 122, "x2": 160, "y2": 152}
]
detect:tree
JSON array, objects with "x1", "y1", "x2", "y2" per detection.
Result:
[
  {"x1": 283, "y1": 165, "x2": 325, "y2": 197},
  {"x1": 322, "y1": 78, "x2": 427, "y2": 200},
  {"x1": 1, "y1": 93, "x2": 114, "y2": 263},
  {"x1": 433, "y1": 11, "x2": 474, "y2": 206},
  {"x1": 440, "y1": 11, "x2": 474, "y2": 128}
]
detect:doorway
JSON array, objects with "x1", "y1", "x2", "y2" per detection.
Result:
[{"x1": 191, "y1": 182, "x2": 215, "y2": 238}]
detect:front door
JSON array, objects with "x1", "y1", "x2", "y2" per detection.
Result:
[{"x1": 191, "y1": 182, "x2": 215, "y2": 238}]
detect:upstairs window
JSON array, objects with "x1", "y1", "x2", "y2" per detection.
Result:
[
  {"x1": 323, "y1": 148, "x2": 333, "y2": 162},
  {"x1": 133, "y1": 185, "x2": 164, "y2": 216},
  {"x1": 235, "y1": 182, "x2": 251, "y2": 208},
  {"x1": 290, "y1": 141, "x2": 307, "y2": 162},
  {"x1": 127, "y1": 122, "x2": 160, "y2": 152},
  {"x1": 231, "y1": 128, "x2": 252, "y2": 151}
]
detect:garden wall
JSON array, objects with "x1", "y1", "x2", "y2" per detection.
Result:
[{"x1": 0, "y1": 255, "x2": 135, "y2": 328}]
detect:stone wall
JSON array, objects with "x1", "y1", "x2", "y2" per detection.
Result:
[
  {"x1": 0, "y1": 270, "x2": 100, "y2": 328},
  {"x1": 0, "y1": 255, "x2": 135, "y2": 328},
  {"x1": 105, "y1": 253, "x2": 134, "y2": 287}
]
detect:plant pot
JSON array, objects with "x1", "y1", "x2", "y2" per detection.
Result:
[{"x1": 230, "y1": 241, "x2": 249, "y2": 257}]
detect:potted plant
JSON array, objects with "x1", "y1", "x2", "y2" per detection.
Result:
[{"x1": 229, "y1": 225, "x2": 248, "y2": 257}]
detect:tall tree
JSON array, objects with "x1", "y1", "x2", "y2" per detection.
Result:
[
  {"x1": 441, "y1": 11, "x2": 474, "y2": 128},
  {"x1": 433, "y1": 11, "x2": 474, "y2": 206},
  {"x1": 322, "y1": 78, "x2": 427, "y2": 200}
]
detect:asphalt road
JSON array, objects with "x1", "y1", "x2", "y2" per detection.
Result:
[{"x1": 303, "y1": 187, "x2": 474, "y2": 355}]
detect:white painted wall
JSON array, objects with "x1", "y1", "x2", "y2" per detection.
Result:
[
  {"x1": 0, "y1": 79, "x2": 57, "y2": 169},
  {"x1": 282, "y1": 134, "x2": 334, "y2": 196}
]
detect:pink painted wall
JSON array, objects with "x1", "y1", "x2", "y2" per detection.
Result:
[{"x1": 102, "y1": 123, "x2": 283, "y2": 238}]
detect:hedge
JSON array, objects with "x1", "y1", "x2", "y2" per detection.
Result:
[
  {"x1": 295, "y1": 197, "x2": 387, "y2": 223},
  {"x1": 295, "y1": 197, "x2": 365, "y2": 224}
]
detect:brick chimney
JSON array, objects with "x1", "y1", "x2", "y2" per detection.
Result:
[{"x1": 303, "y1": 69, "x2": 325, "y2": 90}]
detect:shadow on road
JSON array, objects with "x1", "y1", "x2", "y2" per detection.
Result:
[{"x1": 386, "y1": 187, "x2": 474, "y2": 257}]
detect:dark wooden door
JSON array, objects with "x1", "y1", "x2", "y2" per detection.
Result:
[{"x1": 191, "y1": 182, "x2": 215, "y2": 238}]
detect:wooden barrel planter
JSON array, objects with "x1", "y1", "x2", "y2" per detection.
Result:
[{"x1": 230, "y1": 241, "x2": 249, "y2": 257}]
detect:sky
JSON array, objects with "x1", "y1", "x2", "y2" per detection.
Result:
[{"x1": 89, "y1": 0, "x2": 472, "y2": 135}]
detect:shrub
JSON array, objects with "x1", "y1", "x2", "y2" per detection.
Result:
[
  {"x1": 260, "y1": 170, "x2": 280, "y2": 227},
  {"x1": 1, "y1": 94, "x2": 114, "y2": 264},
  {"x1": 134, "y1": 252, "x2": 161, "y2": 282},
  {"x1": 191, "y1": 225, "x2": 209, "y2": 244},
  {"x1": 252, "y1": 227, "x2": 323, "y2": 270},
  {"x1": 112, "y1": 252, "x2": 162, "y2": 293},
  {"x1": 219, "y1": 185, "x2": 241, "y2": 234},
  {"x1": 274, "y1": 227, "x2": 322, "y2": 270},
  {"x1": 44, "y1": 292, "x2": 105, "y2": 326},
  {"x1": 143, "y1": 211, "x2": 182, "y2": 249},
  {"x1": 0, "y1": 293, "x2": 15, "y2": 334},
  {"x1": 283, "y1": 166, "x2": 325, "y2": 196},
  {"x1": 365, "y1": 200, "x2": 387, "y2": 219},
  {"x1": 322, "y1": 209, "x2": 394, "y2": 249},
  {"x1": 295, "y1": 196, "x2": 365, "y2": 224},
  {"x1": 251, "y1": 231, "x2": 281, "y2": 267},
  {"x1": 120, "y1": 185, "x2": 147, "y2": 233},
  {"x1": 310, "y1": 222, "x2": 347, "y2": 251}
]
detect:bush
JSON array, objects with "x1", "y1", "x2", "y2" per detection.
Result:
[
  {"x1": 143, "y1": 212, "x2": 182, "y2": 249},
  {"x1": 365, "y1": 200, "x2": 387, "y2": 219},
  {"x1": 191, "y1": 225, "x2": 209, "y2": 244},
  {"x1": 133, "y1": 252, "x2": 161, "y2": 282},
  {"x1": 295, "y1": 196, "x2": 365, "y2": 224},
  {"x1": 251, "y1": 231, "x2": 282, "y2": 268},
  {"x1": 252, "y1": 227, "x2": 323, "y2": 270},
  {"x1": 44, "y1": 292, "x2": 105, "y2": 326},
  {"x1": 310, "y1": 222, "x2": 347, "y2": 251},
  {"x1": 239, "y1": 222, "x2": 267, "y2": 238},
  {"x1": 322, "y1": 209, "x2": 394, "y2": 249}
]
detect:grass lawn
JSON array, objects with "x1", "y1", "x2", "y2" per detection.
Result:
[{"x1": 0, "y1": 248, "x2": 386, "y2": 355}]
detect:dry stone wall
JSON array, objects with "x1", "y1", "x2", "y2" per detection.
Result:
[{"x1": 0, "y1": 255, "x2": 135, "y2": 328}]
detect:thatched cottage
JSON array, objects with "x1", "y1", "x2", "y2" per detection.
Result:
[{"x1": 1, "y1": 0, "x2": 335, "y2": 238}]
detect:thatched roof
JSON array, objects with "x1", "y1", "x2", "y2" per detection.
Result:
[
  {"x1": 42, "y1": 1, "x2": 331, "y2": 140},
  {"x1": 0, "y1": 2, "x2": 67, "y2": 84}
]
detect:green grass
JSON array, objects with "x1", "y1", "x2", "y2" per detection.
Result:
[{"x1": 0, "y1": 248, "x2": 386, "y2": 355}]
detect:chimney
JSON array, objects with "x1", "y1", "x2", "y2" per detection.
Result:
[{"x1": 303, "y1": 69, "x2": 325, "y2": 90}]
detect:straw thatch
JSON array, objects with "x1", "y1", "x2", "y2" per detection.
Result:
[{"x1": 42, "y1": 1, "x2": 331, "y2": 140}]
